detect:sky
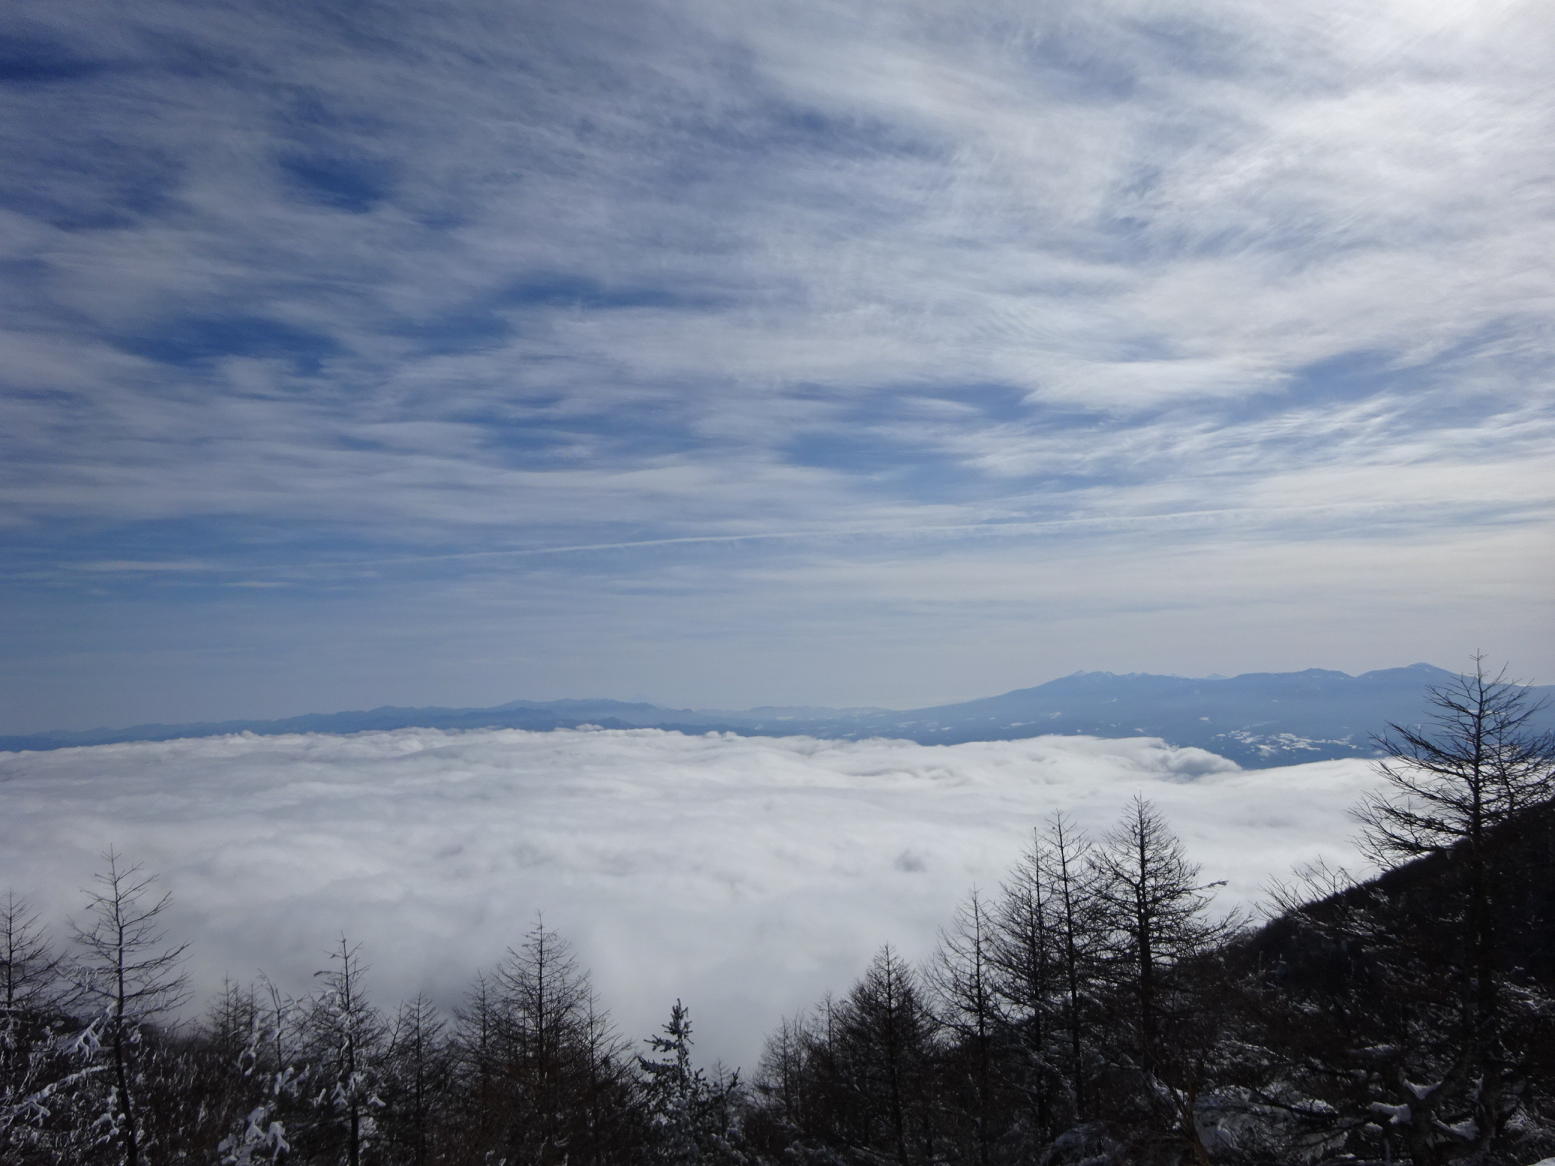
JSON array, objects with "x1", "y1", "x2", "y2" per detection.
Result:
[
  {"x1": 2, "y1": 0, "x2": 1553, "y2": 732},
  {"x1": 0, "y1": 727, "x2": 1385, "y2": 1069}
]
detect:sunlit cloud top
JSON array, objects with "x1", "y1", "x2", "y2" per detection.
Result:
[
  {"x1": 0, "y1": 726, "x2": 1385, "y2": 1068},
  {"x1": 2, "y1": 0, "x2": 1552, "y2": 729}
]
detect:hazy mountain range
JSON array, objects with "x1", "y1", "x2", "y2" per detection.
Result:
[{"x1": 7, "y1": 663, "x2": 1550, "y2": 767}]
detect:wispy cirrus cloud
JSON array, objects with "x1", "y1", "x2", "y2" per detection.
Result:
[{"x1": 1, "y1": 0, "x2": 1551, "y2": 728}]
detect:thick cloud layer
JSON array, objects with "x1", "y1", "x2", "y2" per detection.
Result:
[{"x1": 0, "y1": 728, "x2": 1381, "y2": 1067}]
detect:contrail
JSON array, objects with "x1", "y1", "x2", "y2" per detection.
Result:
[{"x1": 59, "y1": 500, "x2": 1441, "y2": 578}]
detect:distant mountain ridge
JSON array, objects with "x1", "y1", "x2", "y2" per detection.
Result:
[{"x1": 5, "y1": 664, "x2": 1552, "y2": 768}]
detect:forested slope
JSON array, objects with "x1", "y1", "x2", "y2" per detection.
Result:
[{"x1": 4, "y1": 664, "x2": 1552, "y2": 1164}]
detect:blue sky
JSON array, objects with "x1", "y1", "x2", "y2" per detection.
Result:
[{"x1": 2, "y1": 0, "x2": 1552, "y2": 731}]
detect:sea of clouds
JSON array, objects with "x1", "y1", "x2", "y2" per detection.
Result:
[{"x1": 0, "y1": 728, "x2": 1384, "y2": 1069}]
